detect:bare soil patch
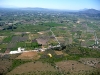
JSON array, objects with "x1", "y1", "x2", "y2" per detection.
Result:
[
  {"x1": 56, "y1": 60, "x2": 94, "y2": 74},
  {"x1": 16, "y1": 51, "x2": 40, "y2": 59},
  {"x1": 9, "y1": 53, "x2": 21, "y2": 59},
  {"x1": 0, "y1": 59, "x2": 12, "y2": 74},
  {"x1": 55, "y1": 51, "x2": 63, "y2": 55},
  {"x1": 37, "y1": 32, "x2": 44, "y2": 34}
]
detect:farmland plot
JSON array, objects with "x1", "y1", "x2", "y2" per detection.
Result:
[{"x1": 7, "y1": 61, "x2": 57, "y2": 75}]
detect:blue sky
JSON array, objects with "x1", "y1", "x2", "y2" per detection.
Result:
[{"x1": 0, "y1": 0, "x2": 100, "y2": 10}]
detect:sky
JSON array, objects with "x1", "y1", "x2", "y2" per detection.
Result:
[{"x1": 0, "y1": 0, "x2": 100, "y2": 10}]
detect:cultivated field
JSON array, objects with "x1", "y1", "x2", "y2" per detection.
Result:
[
  {"x1": 16, "y1": 51, "x2": 40, "y2": 60},
  {"x1": 79, "y1": 58, "x2": 100, "y2": 68},
  {"x1": 56, "y1": 60, "x2": 95, "y2": 75},
  {"x1": 7, "y1": 61, "x2": 57, "y2": 75},
  {"x1": 0, "y1": 59, "x2": 12, "y2": 74},
  {"x1": 54, "y1": 51, "x2": 63, "y2": 55}
]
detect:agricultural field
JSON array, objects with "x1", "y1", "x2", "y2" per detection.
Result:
[
  {"x1": 56, "y1": 60, "x2": 95, "y2": 75},
  {"x1": 16, "y1": 51, "x2": 40, "y2": 59},
  {"x1": 7, "y1": 61, "x2": 58, "y2": 75},
  {"x1": 0, "y1": 8, "x2": 100, "y2": 75},
  {"x1": 0, "y1": 59, "x2": 12, "y2": 75},
  {"x1": 0, "y1": 48, "x2": 100, "y2": 75}
]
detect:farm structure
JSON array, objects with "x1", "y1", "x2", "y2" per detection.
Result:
[{"x1": 9, "y1": 47, "x2": 25, "y2": 54}]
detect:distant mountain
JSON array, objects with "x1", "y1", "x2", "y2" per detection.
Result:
[
  {"x1": 21, "y1": 8, "x2": 81, "y2": 12},
  {"x1": 0, "y1": 7, "x2": 100, "y2": 13},
  {"x1": 0, "y1": 7, "x2": 51, "y2": 11},
  {"x1": 20, "y1": 7, "x2": 52, "y2": 11},
  {"x1": 79, "y1": 9, "x2": 100, "y2": 14},
  {"x1": 79, "y1": 8, "x2": 88, "y2": 11},
  {"x1": 19, "y1": 8, "x2": 100, "y2": 13}
]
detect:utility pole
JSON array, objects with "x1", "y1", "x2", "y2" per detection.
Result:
[{"x1": 94, "y1": 32, "x2": 99, "y2": 45}]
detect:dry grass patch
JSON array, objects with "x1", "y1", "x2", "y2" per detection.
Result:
[
  {"x1": 0, "y1": 59, "x2": 12, "y2": 74},
  {"x1": 56, "y1": 60, "x2": 94, "y2": 74},
  {"x1": 79, "y1": 58, "x2": 100, "y2": 68},
  {"x1": 55, "y1": 51, "x2": 63, "y2": 55},
  {"x1": 16, "y1": 51, "x2": 40, "y2": 60},
  {"x1": 7, "y1": 61, "x2": 57, "y2": 75}
]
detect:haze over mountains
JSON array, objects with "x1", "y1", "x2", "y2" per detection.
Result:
[
  {"x1": 79, "y1": 9, "x2": 100, "y2": 14},
  {"x1": 0, "y1": 7, "x2": 100, "y2": 13}
]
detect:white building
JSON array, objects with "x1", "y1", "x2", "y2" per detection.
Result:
[
  {"x1": 18, "y1": 47, "x2": 25, "y2": 52},
  {"x1": 9, "y1": 47, "x2": 25, "y2": 54}
]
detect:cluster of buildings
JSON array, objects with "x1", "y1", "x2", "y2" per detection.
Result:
[{"x1": 9, "y1": 47, "x2": 47, "y2": 54}]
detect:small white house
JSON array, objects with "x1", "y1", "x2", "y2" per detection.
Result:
[
  {"x1": 9, "y1": 47, "x2": 25, "y2": 54},
  {"x1": 9, "y1": 51, "x2": 21, "y2": 54},
  {"x1": 18, "y1": 47, "x2": 25, "y2": 52}
]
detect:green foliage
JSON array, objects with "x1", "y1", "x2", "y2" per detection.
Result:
[
  {"x1": 14, "y1": 42, "x2": 40, "y2": 50},
  {"x1": 43, "y1": 22, "x2": 62, "y2": 27},
  {"x1": 0, "y1": 44, "x2": 7, "y2": 48},
  {"x1": 12, "y1": 22, "x2": 62, "y2": 33},
  {"x1": 65, "y1": 45, "x2": 100, "y2": 60},
  {"x1": 78, "y1": 47, "x2": 100, "y2": 58},
  {"x1": 0, "y1": 48, "x2": 6, "y2": 53},
  {"x1": 3, "y1": 36, "x2": 13, "y2": 43},
  {"x1": 3, "y1": 35, "x2": 13, "y2": 43},
  {"x1": 9, "y1": 59, "x2": 31, "y2": 72},
  {"x1": 39, "y1": 54, "x2": 66, "y2": 64},
  {"x1": 88, "y1": 23, "x2": 99, "y2": 30},
  {"x1": 66, "y1": 54, "x2": 81, "y2": 60},
  {"x1": 77, "y1": 31, "x2": 82, "y2": 39}
]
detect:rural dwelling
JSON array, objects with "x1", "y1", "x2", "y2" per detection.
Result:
[
  {"x1": 9, "y1": 47, "x2": 25, "y2": 54},
  {"x1": 18, "y1": 47, "x2": 25, "y2": 52},
  {"x1": 5, "y1": 49, "x2": 10, "y2": 53},
  {"x1": 32, "y1": 39, "x2": 38, "y2": 43}
]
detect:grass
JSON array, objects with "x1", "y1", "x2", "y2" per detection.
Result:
[
  {"x1": 66, "y1": 54, "x2": 81, "y2": 60},
  {"x1": 0, "y1": 43, "x2": 7, "y2": 48},
  {"x1": 12, "y1": 22, "x2": 63, "y2": 32},
  {"x1": 0, "y1": 48, "x2": 7, "y2": 53},
  {"x1": 16, "y1": 42, "x2": 39, "y2": 50},
  {"x1": 9, "y1": 59, "x2": 31, "y2": 72},
  {"x1": 3, "y1": 36, "x2": 13, "y2": 43},
  {"x1": 65, "y1": 46, "x2": 100, "y2": 60}
]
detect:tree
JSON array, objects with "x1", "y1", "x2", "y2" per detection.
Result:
[{"x1": 77, "y1": 31, "x2": 82, "y2": 39}]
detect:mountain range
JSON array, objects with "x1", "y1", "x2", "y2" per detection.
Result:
[
  {"x1": 0, "y1": 7, "x2": 100, "y2": 14},
  {"x1": 79, "y1": 9, "x2": 100, "y2": 14}
]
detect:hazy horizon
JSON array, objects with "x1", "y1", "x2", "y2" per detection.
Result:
[{"x1": 0, "y1": 0, "x2": 100, "y2": 10}]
